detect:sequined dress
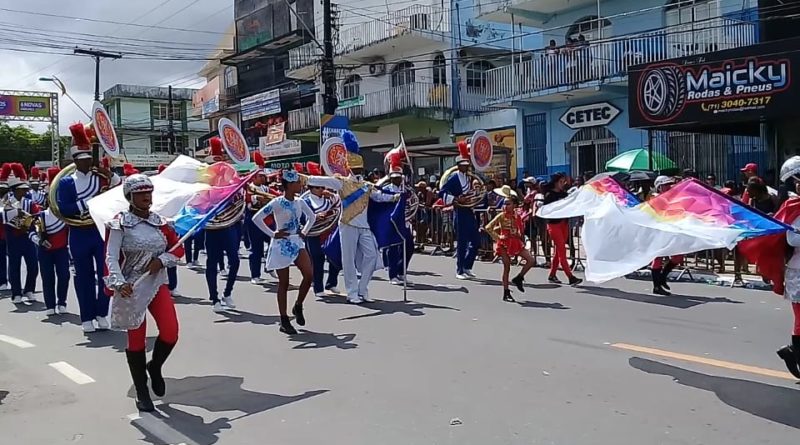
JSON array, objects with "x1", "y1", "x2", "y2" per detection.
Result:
[
  {"x1": 484, "y1": 210, "x2": 526, "y2": 256},
  {"x1": 104, "y1": 212, "x2": 179, "y2": 330}
]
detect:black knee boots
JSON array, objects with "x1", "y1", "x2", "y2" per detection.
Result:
[
  {"x1": 652, "y1": 270, "x2": 669, "y2": 295},
  {"x1": 126, "y1": 350, "x2": 155, "y2": 412},
  {"x1": 777, "y1": 335, "x2": 800, "y2": 379},
  {"x1": 147, "y1": 338, "x2": 175, "y2": 397}
]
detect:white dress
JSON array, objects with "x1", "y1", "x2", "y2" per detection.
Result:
[{"x1": 252, "y1": 196, "x2": 316, "y2": 271}]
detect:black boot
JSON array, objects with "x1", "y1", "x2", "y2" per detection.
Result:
[
  {"x1": 147, "y1": 338, "x2": 175, "y2": 397},
  {"x1": 661, "y1": 263, "x2": 677, "y2": 290},
  {"x1": 126, "y1": 350, "x2": 155, "y2": 412},
  {"x1": 777, "y1": 336, "x2": 800, "y2": 379},
  {"x1": 292, "y1": 303, "x2": 306, "y2": 326},
  {"x1": 511, "y1": 275, "x2": 525, "y2": 292},
  {"x1": 279, "y1": 315, "x2": 297, "y2": 335},
  {"x1": 502, "y1": 289, "x2": 516, "y2": 302},
  {"x1": 652, "y1": 270, "x2": 670, "y2": 296}
]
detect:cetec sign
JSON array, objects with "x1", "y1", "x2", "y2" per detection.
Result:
[{"x1": 560, "y1": 102, "x2": 621, "y2": 130}]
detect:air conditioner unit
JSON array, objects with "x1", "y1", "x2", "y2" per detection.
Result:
[{"x1": 369, "y1": 60, "x2": 386, "y2": 76}]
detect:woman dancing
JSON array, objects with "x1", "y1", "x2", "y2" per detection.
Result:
[
  {"x1": 253, "y1": 169, "x2": 316, "y2": 335},
  {"x1": 484, "y1": 186, "x2": 536, "y2": 302},
  {"x1": 104, "y1": 174, "x2": 184, "y2": 412}
]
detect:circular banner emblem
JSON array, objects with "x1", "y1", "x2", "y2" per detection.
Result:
[
  {"x1": 320, "y1": 137, "x2": 351, "y2": 176},
  {"x1": 218, "y1": 118, "x2": 250, "y2": 165},
  {"x1": 470, "y1": 130, "x2": 493, "y2": 172},
  {"x1": 92, "y1": 101, "x2": 120, "y2": 159}
]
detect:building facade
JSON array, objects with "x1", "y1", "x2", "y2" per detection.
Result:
[
  {"x1": 102, "y1": 84, "x2": 208, "y2": 168},
  {"x1": 477, "y1": 0, "x2": 764, "y2": 180}
]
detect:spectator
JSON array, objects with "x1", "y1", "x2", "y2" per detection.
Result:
[
  {"x1": 720, "y1": 180, "x2": 737, "y2": 197},
  {"x1": 706, "y1": 173, "x2": 718, "y2": 189},
  {"x1": 682, "y1": 168, "x2": 699, "y2": 179}
]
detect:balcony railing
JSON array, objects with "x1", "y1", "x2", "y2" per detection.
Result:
[
  {"x1": 288, "y1": 83, "x2": 487, "y2": 132},
  {"x1": 486, "y1": 17, "x2": 756, "y2": 102},
  {"x1": 289, "y1": 5, "x2": 450, "y2": 71}
]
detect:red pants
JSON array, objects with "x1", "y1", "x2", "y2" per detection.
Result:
[
  {"x1": 793, "y1": 303, "x2": 800, "y2": 335},
  {"x1": 651, "y1": 256, "x2": 684, "y2": 270},
  {"x1": 127, "y1": 285, "x2": 179, "y2": 352},
  {"x1": 547, "y1": 222, "x2": 573, "y2": 278}
]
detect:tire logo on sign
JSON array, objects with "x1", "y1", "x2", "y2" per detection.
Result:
[{"x1": 638, "y1": 64, "x2": 686, "y2": 123}]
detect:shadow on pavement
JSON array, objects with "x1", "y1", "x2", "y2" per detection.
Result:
[
  {"x1": 315, "y1": 297, "x2": 459, "y2": 321},
  {"x1": 402, "y1": 282, "x2": 469, "y2": 294},
  {"x1": 9, "y1": 301, "x2": 46, "y2": 313},
  {"x1": 129, "y1": 375, "x2": 328, "y2": 445},
  {"x1": 40, "y1": 312, "x2": 82, "y2": 327},
  {"x1": 289, "y1": 329, "x2": 358, "y2": 350},
  {"x1": 470, "y1": 278, "x2": 560, "y2": 290},
  {"x1": 578, "y1": 285, "x2": 741, "y2": 309},
  {"x1": 213, "y1": 309, "x2": 281, "y2": 327},
  {"x1": 630, "y1": 357, "x2": 800, "y2": 429},
  {"x1": 76, "y1": 331, "x2": 154, "y2": 353},
  {"x1": 406, "y1": 270, "x2": 442, "y2": 278},
  {"x1": 172, "y1": 294, "x2": 213, "y2": 306},
  {"x1": 0, "y1": 390, "x2": 7, "y2": 405},
  {"x1": 517, "y1": 300, "x2": 570, "y2": 310}
]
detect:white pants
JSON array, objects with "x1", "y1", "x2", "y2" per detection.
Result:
[{"x1": 339, "y1": 224, "x2": 378, "y2": 299}]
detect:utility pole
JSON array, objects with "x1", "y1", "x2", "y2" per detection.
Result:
[
  {"x1": 73, "y1": 48, "x2": 122, "y2": 101},
  {"x1": 167, "y1": 85, "x2": 176, "y2": 155},
  {"x1": 322, "y1": 0, "x2": 337, "y2": 115}
]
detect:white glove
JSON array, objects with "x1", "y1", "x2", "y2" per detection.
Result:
[{"x1": 392, "y1": 194, "x2": 401, "y2": 202}]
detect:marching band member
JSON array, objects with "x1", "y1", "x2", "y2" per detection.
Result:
[
  {"x1": 650, "y1": 176, "x2": 682, "y2": 296},
  {"x1": 2, "y1": 163, "x2": 40, "y2": 304},
  {"x1": 203, "y1": 137, "x2": 239, "y2": 312},
  {"x1": 302, "y1": 162, "x2": 341, "y2": 297},
  {"x1": 246, "y1": 152, "x2": 270, "y2": 285},
  {"x1": 309, "y1": 131, "x2": 400, "y2": 304},
  {"x1": 29, "y1": 169, "x2": 69, "y2": 315},
  {"x1": 440, "y1": 141, "x2": 481, "y2": 280},
  {"x1": 57, "y1": 123, "x2": 120, "y2": 333},
  {"x1": 382, "y1": 154, "x2": 413, "y2": 285},
  {"x1": 253, "y1": 169, "x2": 316, "y2": 334},
  {"x1": 28, "y1": 167, "x2": 48, "y2": 208},
  {"x1": 104, "y1": 174, "x2": 183, "y2": 412},
  {"x1": 0, "y1": 175, "x2": 9, "y2": 292},
  {"x1": 484, "y1": 187, "x2": 536, "y2": 302}
]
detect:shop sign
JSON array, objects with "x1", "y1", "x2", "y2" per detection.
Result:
[
  {"x1": 259, "y1": 139, "x2": 302, "y2": 157},
  {"x1": 560, "y1": 102, "x2": 620, "y2": 129},
  {"x1": 265, "y1": 153, "x2": 319, "y2": 170},
  {"x1": 629, "y1": 37, "x2": 800, "y2": 129},
  {"x1": 117, "y1": 153, "x2": 176, "y2": 168},
  {"x1": 338, "y1": 95, "x2": 365, "y2": 110},
  {"x1": 240, "y1": 89, "x2": 280, "y2": 121}
]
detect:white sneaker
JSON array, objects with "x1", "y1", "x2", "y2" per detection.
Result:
[
  {"x1": 82, "y1": 321, "x2": 96, "y2": 333},
  {"x1": 360, "y1": 293, "x2": 372, "y2": 303},
  {"x1": 250, "y1": 277, "x2": 267, "y2": 285},
  {"x1": 315, "y1": 291, "x2": 326, "y2": 298},
  {"x1": 325, "y1": 287, "x2": 340, "y2": 295},
  {"x1": 219, "y1": 267, "x2": 226, "y2": 275},
  {"x1": 464, "y1": 270, "x2": 477, "y2": 278},
  {"x1": 212, "y1": 302, "x2": 226, "y2": 313},
  {"x1": 0, "y1": 283, "x2": 8, "y2": 291},
  {"x1": 170, "y1": 289, "x2": 181, "y2": 297},
  {"x1": 222, "y1": 295, "x2": 236, "y2": 308},
  {"x1": 23, "y1": 292, "x2": 35, "y2": 302},
  {"x1": 57, "y1": 305, "x2": 67, "y2": 314},
  {"x1": 455, "y1": 274, "x2": 468, "y2": 280},
  {"x1": 398, "y1": 275, "x2": 412, "y2": 285},
  {"x1": 390, "y1": 278, "x2": 403, "y2": 285},
  {"x1": 96, "y1": 316, "x2": 110, "y2": 330},
  {"x1": 347, "y1": 296, "x2": 364, "y2": 304},
  {"x1": 11, "y1": 295, "x2": 22, "y2": 304},
  {"x1": 45, "y1": 309, "x2": 56, "y2": 316}
]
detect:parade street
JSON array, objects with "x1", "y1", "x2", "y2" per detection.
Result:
[{"x1": 1, "y1": 254, "x2": 798, "y2": 445}]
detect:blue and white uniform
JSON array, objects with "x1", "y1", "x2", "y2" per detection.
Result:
[
  {"x1": 5, "y1": 195, "x2": 40, "y2": 299},
  {"x1": 440, "y1": 171, "x2": 480, "y2": 276},
  {"x1": 301, "y1": 190, "x2": 341, "y2": 294},
  {"x1": 29, "y1": 209, "x2": 69, "y2": 311},
  {"x1": 381, "y1": 182, "x2": 414, "y2": 281}
]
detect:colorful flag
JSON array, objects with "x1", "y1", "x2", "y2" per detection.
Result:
[{"x1": 537, "y1": 174, "x2": 639, "y2": 220}]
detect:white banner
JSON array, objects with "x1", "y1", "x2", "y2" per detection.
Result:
[{"x1": 259, "y1": 139, "x2": 302, "y2": 157}]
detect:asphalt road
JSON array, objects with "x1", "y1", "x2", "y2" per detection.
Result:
[{"x1": 0, "y1": 253, "x2": 798, "y2": 445}]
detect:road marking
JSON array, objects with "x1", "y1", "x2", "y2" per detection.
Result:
[
  {"x1": 48, "y1": 361, "x2": 95, "y2": 384},
  {"x1": 0, "y1": 334, "x2": 35, "y2": 349},
  {"x1": 611, "y1": 343, "x2": 796, "y2": 380}
]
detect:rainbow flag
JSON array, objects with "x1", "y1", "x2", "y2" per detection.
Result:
[{"x1": 537, "y1": 174, "x2": 639, "y2": 220}]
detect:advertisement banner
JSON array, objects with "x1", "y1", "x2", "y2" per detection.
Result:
[
  {"x1": 202, "y1": 96, "x2": 219, "y2": 118},
  {"x1": 240, "y1": 89, "x2": 280, "y2": 121},
  {"x1": 0, "y1": 95, "x2": 51, "y2": 118},
  {"x1": 259, "y1": 138, "x2": 302, "y2": 157},
  {"x1": 629, "y1": 38, "x2": 799, "y2": 129}
]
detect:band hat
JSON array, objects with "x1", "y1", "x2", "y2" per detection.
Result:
[
  {"x1": 388, "y1": 166, "x2": 403, "y2": 178},
  {"x1": 456, "y1": 140, "x2": 470, "y2": 165},
  {"x1": 493, "y1": 185, "x2": 518, "y2": 199},
  {"x1": 307, "y1": 176, "x2": 330, "y2": 188}
]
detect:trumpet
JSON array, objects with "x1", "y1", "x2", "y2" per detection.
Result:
[
  {"x1": 48, "y1": 163, "x2": 112, "y2": 227},
  {"x1": 247, "y1": 183, "x2": 278, "y2": 210}
]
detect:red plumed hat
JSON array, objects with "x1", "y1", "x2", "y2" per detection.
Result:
[
  {"x1": 456, "y1": 140, "x2": 470, "y2": 165},
  {"x1": 0, "y1": 163, "x2": 11, "y2": 183},
  {"x1": 123, "y1": 163, "x2": 139, "y2": 176},
  {"x1": 253, "y1": 151, "x2": 265, "y2": 168},
  {"x1": 69, "y1": 123, "x2": 91, "y2": 148},
  {"x1": 47, "y1": 167, "x2": 60, "y2": 183},
  {"x1": 157, "y1": 164, "x2": 167, "y2": 173},
  {"x1": 388, "y1": 150, "x2": 403, "y2": 169},
  {"x1": 30, "y1": 166, "x2": 40, "y2": 180},
  {"x1": 11, "y1": 163, "x2": 27, "y2": 181},
  {"x1": 39, "y1": 172, "x2": 47, "y2": 183},
  {"x1": 209, "y1": 137, "x2": 224, "y2": 157},
  {"x1": 306, "y1": 161, "x2": 322, "y2": 176},
  {"x1": 292, "y1": 162, "x2": 304, "y2": 173}
]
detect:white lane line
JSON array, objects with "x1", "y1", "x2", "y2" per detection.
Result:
[
  {"x1": 0, "y1": 334, "x2": 35, "y2": 349},
  {"x1": 127, "y1": 411, "x2": 199, "y2": 445},
  {"x1": 48, "y1": 361, "x2": 96, "y2": 384}
]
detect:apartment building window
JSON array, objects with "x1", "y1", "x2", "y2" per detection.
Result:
[
  {"x1": 151, "y1": 102, "x2": 184, "y2": 121},
  {"x1": 566, "y1": 15, "x2": 612, "y2": 41},
  {"x1": 151, "y1": 135, "x2": 188, "y2": 153},
  {"x1": 391, "y1": 61, "x2": 415, "y2": 87},
  {"x1": 342, "y1": 75, "x2": 361, "y2": 99},
  {"x1": 466, "y1": 61, "x2": 494, "y2": 90},
  {"x1": 224, "y1": 66, "x2": 237, "y2": 88},
  {"x1": 666, "y1": 0, "x2": 719, "y2": 26},
  {"x1": 665, "y1": 0, "x2": 720, "y2": 56},
  {"x1": 432, "y1": 54, "x2": 446, "y2": 85}
]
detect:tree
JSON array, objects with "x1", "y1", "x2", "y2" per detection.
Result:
[{"x1": 0, "y1": 122, "x2": 69, "y2": 167}]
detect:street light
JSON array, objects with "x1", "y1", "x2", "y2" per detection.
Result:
[{"x1": 39, "y1": 75, "x2": 91, "y2": 119}]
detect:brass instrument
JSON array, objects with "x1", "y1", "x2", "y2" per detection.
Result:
[
  {"x1": 48, "y1": 163, "x2": 112, "y2": 227},
  {"x1": 438, "y1": 165, "x2": 486, "y2": 208},
  {"x1": 247, "y1": 183, "x2": 277, "y2": 210},
  {"x1": 307, "y1": 193, "x2": 342, "y2": 237},
  {"x1": 206, "y1": 190, "x2": 246, "y2": 230},
  {"x1": 375, "y1": 176, "x2": 419, "y2": 223},
  {"x1": 4, "y1": 200, "x2": 36, "y2": 231}
]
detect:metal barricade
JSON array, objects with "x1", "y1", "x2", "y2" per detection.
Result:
[
  {"x1": 430, "y1": 206, "x2": 455, "y2": 256},
  {"x1": 474, "y1": 208, "x2": 498, "y2": 260}
]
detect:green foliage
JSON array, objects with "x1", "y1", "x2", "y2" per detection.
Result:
[{"x1": 0, "y1": 122, "x2": 70, "y2": 166}]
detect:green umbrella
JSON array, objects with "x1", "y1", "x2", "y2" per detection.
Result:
[{"x1": 604, "y1": 148, "x2": 677, "y2": 172}]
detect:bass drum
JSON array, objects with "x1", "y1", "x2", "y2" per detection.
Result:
[{"x1": 375, "y1": 177, "x2": 418, "y2": 223}]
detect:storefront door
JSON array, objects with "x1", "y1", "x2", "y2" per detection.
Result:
[{"x1": 566, "y1": 127, "x2": 618, "y2": 177}]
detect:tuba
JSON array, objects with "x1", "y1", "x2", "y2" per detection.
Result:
[
  {"x1": 48, "y1": 163, "x2": 112, "y2": 227},
  {"x1": 437, "y1": 133, "x2": 490, "y2": 208}
]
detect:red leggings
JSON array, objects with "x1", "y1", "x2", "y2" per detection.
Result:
[
  {"x1": 547, "y1": 222, "x2": 573, "y2": 278},
  {"x1": 793, "y1": 303, "x2": 800, "y2": 335},
  {"x1": 127, "y1": 285, "x2": 179, "y2": 352}
]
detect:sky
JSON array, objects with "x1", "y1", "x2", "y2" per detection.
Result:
[{"x1": 0, "y1": 0, "x2": 234, "y2": 133}]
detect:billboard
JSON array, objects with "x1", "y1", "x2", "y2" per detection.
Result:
[
  {"x1": 240, "y1": 89, "x2": 280, "y2": 121},
  {"x1": 0, "y1": 95, "x2": 51, "y2": 118},
  {"x1": 629, "y1": 38, "x2": 799, "y2": 129}
]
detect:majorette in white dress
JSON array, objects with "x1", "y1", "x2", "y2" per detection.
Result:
[{"x1": 252, "y1": 196, "x2": 316, "y2": 271}]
